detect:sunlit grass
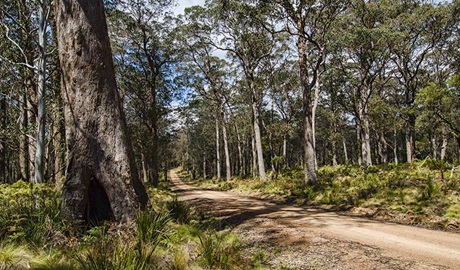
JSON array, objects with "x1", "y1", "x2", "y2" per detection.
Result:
[
  {"x1": 0, "y1": 179, "x2": 256, "y2": 270},
  {"x1": 185, "y1": 160, "x2": 460, "y2": 230}
]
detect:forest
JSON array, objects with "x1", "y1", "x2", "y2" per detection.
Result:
[{"x1": 1, "y1": 0, "x2": 460, "y2": 269}]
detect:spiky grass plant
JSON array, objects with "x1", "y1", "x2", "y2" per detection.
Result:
[
  {"x1": 0, "y1": 244, "x2": 32, "y2": 270},
  {"x1": 167, "y1": 197, "x2": 193, "y2": 224}
]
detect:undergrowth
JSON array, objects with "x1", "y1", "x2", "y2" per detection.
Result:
[{"x1": 0, "y1": 180, "x2": 258, "y2": 269}]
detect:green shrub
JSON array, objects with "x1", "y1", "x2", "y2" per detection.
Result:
[
  {"x1": 198, "y1": 231, "x2": 241, "y2": 269},
  {"x1": 75, "y1": 238, "x2": 154, "y2": 270},
  {"x1": 167, "y1": 197, "x2": 193, "y2": 224},
  {"x1": 420, "y1": 178, "x2": 441, "y2": 202},
  {"x1": 136, "y1": 209, "x2": 171, "y2": 249},
  {"x1": 0, "y1": 183, "x2": 65, "y2": 248}
]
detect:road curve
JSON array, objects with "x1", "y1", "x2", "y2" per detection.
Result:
[{"x1": 170, "y1": 170, "x2": 460, "y2": 269}]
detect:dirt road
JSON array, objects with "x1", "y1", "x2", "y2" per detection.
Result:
[{"x1": 170, "y1": 171, "x2": 460, "y2": 269}]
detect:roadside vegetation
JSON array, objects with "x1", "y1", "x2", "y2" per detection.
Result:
[
  {"x1": 183, "y1": 160, "x2": 460, "y2": 232},
  {"x1": 0, "y1": 180, "x2": 260, "y2": 270}
]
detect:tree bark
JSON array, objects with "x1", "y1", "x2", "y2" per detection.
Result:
[
  {"x1": 251, "y1": 126, "x2": 258, "y2": 177},
  {"x1": 0, "y1": 97, "x2": 5, "y2": 182},
  {"x1": 221, "y1": 103, "x2": 231, "y2": 181},
  {"x1": 342, "y1": 137, "x2": 349, "y2": 165},
  {"x1": 235, "y1": 122, "x2": 244, "y2": 178},
  {"x1": 432, "y1": 134, "x2": 438, "y2": 160},
  {"x1": 440, "y1": 127, "x2": 448, "y2": 161},
  {"x1": 53, "y1": 77, "x2": 66, "y2": 187},
  {"x1": 55, "y1": 0, "x2": 148, "y2": 222},
  {"x1": 215, "y1": 112, "x2": 221, "y2": 180},
  {"x1": 312, "y1": 75, "x2": 320, "y2": 170},
  {"x1": 298, "y1": 34, "x2": 317, "y2": 185},
  {"x1": 252, "y1": 95, "x2": 266, "y2": 181},
  {"x1": 393, "y1": 127, "x2": 399, "y2": 165},
  {"x1": 19, "y1": 93, "x2": 30, "y2": 182},
  {"x1": 378, "y1": 131, "x2": 388, "y2": 164},
  {"x1": 358, "y1": 95, "x2": 372, "y2": 167},
  {"x1": 406, "y1": 115, "x2": 416, "y2": 163},
  {"x1": 34, "y1": 0, "x2": 47, "y2": 184}
]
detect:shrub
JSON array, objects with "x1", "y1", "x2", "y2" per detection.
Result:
[
  {"x1": 136, "y1": 209, "x2": 171, "y2": 249},
  {"x1": 167, "y1": 197, "x2": 193, "y2": 224},
  {"x1": 75, "y1": 237, "x2": 154, "y2": 270},
  {"x1": 198, "y1": 231, "x2": 241, "y2": 269}
]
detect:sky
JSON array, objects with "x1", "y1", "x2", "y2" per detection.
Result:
[{"x1": 173, "y1": 0, "x2": 206, "y2": 15}]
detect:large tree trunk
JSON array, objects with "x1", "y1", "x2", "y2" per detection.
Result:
[
  {"x1": 298, "y1": 34, "x2": 317, "y2": 185},
  {"x1": 53, "y1": 77, "x2": 66, "y2": 187},
  {"x1": 55, "y1": 0, "x2": 148, "y2": 222}
]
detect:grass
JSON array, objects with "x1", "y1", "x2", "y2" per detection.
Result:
[
  {"x1": 184, "y1": 160, "x2": 460, "y2": 230},
  {"x1": 0, "y1": 178, "x2": 262, "y2": 270}
]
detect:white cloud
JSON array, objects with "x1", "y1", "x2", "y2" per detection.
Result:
[{"x1": 173, "y1": 0, "x2": 206, "y2": 15}]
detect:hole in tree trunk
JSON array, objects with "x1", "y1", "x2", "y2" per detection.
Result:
[{"x1": 87, "y1": 177, "x2": 114, "y2": 223}]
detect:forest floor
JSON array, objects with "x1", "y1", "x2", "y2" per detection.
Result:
[{"x1": 169, "y1": 170, "x2": 460, "y2": 270}]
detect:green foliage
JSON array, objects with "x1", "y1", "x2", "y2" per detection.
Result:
[
  {"x1": 136, "y1": 209, "x2": 172, "y2": 249},
  {"x1": 0, "y1": 181, "x2": 264, "y2": 269},
  {"x1": 75, "y1": 238, "x2": 155, "y2": 270},
  {"x1": 166, "y1": 197, "x2": 193, "y2": 224},
  {"x1": 198, "y1": 230, "x2": 241, "y2": 269},
  {"x1": 0, "y1": 182, "x2": 65, "y2": 248}
]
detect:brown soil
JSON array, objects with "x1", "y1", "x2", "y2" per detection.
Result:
[{"x1": 170, "y1": 170, "x2": 460, "y2": 269}]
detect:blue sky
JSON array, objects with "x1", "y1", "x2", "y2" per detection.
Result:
[{"x1": 174, "y1": 0, "x2": 205, "y2": 15}]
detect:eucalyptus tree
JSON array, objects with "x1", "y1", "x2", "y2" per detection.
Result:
[
  {"x1": 1, "y1": 0, "x2": 41, "y2": 182},
  {"x1": 334, "y1": 0, "x2": 393, "y2": 167},
  {"x1": 108, "y1": 0, "x2": 177, "y2": 186},
  {"x1": 33, "y1": 0, "x2": 50, "y2": 184},
  {"x1": 264, "y1": 0, "x2": 349, "y2": 184},
  {"x1": 269, "y1": 59, "x2": 301, "y2": 169},
  {"x1": 196, "y1": 0, "x2": 276, "y2": 181},
  {"x1": 416, "y1": 75, "x2": 460, "y2": 152},
  {"x1": 176, "y1": 11, "x2": 233, "y2": 180},
  {"x1": 55, "y1": 0, "x2": 148, "y2": 222},
  {"x1": 387, "y1": 1, "x2": 453, "y2": 162}
]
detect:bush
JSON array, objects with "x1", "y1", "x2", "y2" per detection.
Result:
[
  {"x1": 75, "y1": 237, "x2": 155, "y2": 270},
  {"x1": 166, "y1": 197, "x2": 193, "y2": 224},
  {"x1": 136, "y1": 209, "x2": 171, "y2": 249},
  {"x1": 198, "y1": 231, "x2": 241, "y2": 269}
]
